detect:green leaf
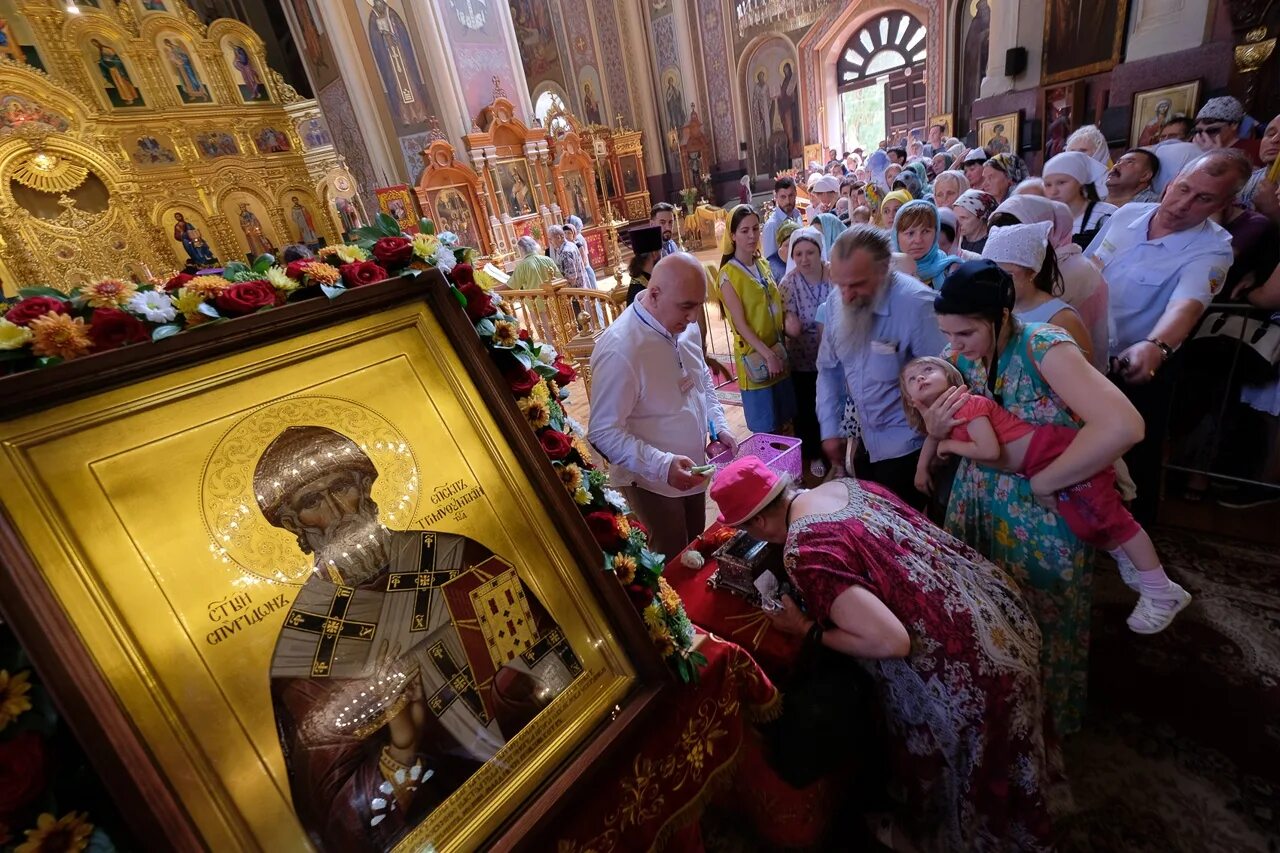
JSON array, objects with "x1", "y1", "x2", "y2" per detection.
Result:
[
  {"x1": 376, "y1": 212, "x2": 401, "y2": 235},
  {"x1": 419, "y1": 217, "x2": 436, "y2": 235},
  {"x1": 150, "y1": 324, "x2": 182, "y2": 341},
  {"x1": 513, "y1": 349, "x2": 533, "y2": 369},
  {"x1": 320, "y1": 283, "x2": 346, "y2": 300},
  {"x1": 196, "y1": 302, "x2": 220, "y2": 319},
  {"x1": 450, "y1": 285, "x2": 466, "y2": 307},
  {"x1": 351, "y1": 226, "x2": 385, "y2": 242},
  {"x1": 222, "y1": 261, "x2": 250, "y2": 277},
  {"x1": 252, "y1": 253, "x2": 276, "y2": 273},
  {"x1": 36, "y1": 355, "x2": 63, "y2": 367},
  {"x1": 16, "y1": 286, "x2": 69, "y2": 300},
  {"x1": 533, "y1": 362, "x2": 558, "y2": 378}
]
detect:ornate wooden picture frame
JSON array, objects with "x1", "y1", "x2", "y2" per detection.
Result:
[{"x1": 0, "y1": 275, "x2": 666, "y2": 852}]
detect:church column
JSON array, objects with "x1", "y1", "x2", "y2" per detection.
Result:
[
  {"x1": 979, "y1": 0, "x2": 1022, "y2": 96},
  {"x1": 625, "y1": 0, "x2": 670, "y2": 181}
]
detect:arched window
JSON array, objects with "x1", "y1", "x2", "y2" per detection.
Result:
[
  {"x1": 533, "y1": 87, "x2": 570, "y2": 136},
  {"x1": 836, "y1": 12, "x2": 927, "y2": 88}
]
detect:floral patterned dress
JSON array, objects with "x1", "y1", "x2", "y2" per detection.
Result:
[
  {"x1": 945, "y1": 323, "x2": 1092, "y2": 736},
  {"x1": 785, "y1": 479, "x2": 1061, "y2": 852}
]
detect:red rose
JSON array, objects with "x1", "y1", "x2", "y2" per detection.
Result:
[
  {"x1": 371, "y1": 236, "x2": 414, "y2": 267},
  {"x1": 585, "y1": 511, "x2": 626, "y2": 550},
  {"x1": 5, "y1": 296, "x2": 68, "y2": 327},
  {"x1": 163, "y1": 272, "x2": 194, "y2": 292},
  {"x1": 553, "y1": 357, "x2": 578, "y2": 386},
  {"x1": 451, "y1": 263, "x2": 474, "y2": 287},
  {"x1": 285, "y1": 260, "x2": 310, "y2": 281},
  {"x1": 0, "y1": 732, "x2": 46, "y2": 814},
  {"x1": 539, "y1": 429, "x2": 574, "y2": 460},
  {"x1": 518, "y1": 329, "x2": 531, "y2": 342},
  {"x1": 459, "y1": 282, "x2": 496, "y2": 322},
  {"x1": 505, "y1": 366, "x2": 539, "y2": 396},
  {"x1": 341, "y1": 260, "x2": 388, "y2": 288},
  {"x1": 89, "y1": 307, "x2": 149, "y2": 351},
  {"x1": 216, "y1": 280, "x2": 277, "y2": 316}
]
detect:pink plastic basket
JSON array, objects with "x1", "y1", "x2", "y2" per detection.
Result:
[{"x1": 709, "y1": 433, "x2": 802, "y2": 482}]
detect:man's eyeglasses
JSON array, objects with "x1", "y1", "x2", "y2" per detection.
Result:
[{"x1": 1195, "y1": 124, "x2": 1226, "y2": 137}]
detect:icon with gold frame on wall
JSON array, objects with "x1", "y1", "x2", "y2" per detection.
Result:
[
  {"x1": 977, "y1": 111, "x2": 1019, "y2": 155},
  {"x1": 222, "y1": 37, "x2": 270, "y2": 103},
  {"x1": 928, "y1": 113, "x2": 954, "y2": 140},
  {"x1": 376, "y1": 184, "x2": 420, "y2": 234},
  {"x1": 82, "y1": 36, "x2": 147, "y2": 109},
  {"x1": 0, "y1": 278, "x2": 664, "y2": 852},
  {"x1": 156, "y1": 33, "x2": 213, "y2": 104}
]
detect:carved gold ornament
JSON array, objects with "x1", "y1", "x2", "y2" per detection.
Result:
[
  {"x1": 10, "y1": 151, "x2": 90, "y2": 192},
  {"x1": 1234, "y1": 27, "x2": 1276, "y2": 73}
]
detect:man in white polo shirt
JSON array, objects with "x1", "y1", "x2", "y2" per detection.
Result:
[
  {"x1": 588, "y1": 253, "x2": 738, "y2": 558},
  {"x1": 1086, "y1": 148, "x2": 1248, "y2": 522}
]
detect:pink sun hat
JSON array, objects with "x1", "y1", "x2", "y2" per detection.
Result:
[{"x1": 711, "y1": 456, "x2": 788, "y2": 526}]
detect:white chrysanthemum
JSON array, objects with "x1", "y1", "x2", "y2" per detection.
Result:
[
  {"x1": 538, "y1": 343, "x2": 558, "y2": 365},
  {"x1": 266, "y1": 265, "x2": 299, "y2": 293},
  {"x1": 126, "y1": 290, "x2": 177, "y2": 323},
  {"x1": 603, "y1": 488, "x2": 630, "y2": 513},
  {"x1": 433, "y1": 244, "x2": 456, "y2": 273}
]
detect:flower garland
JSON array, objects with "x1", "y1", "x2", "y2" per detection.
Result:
[
  {"x1": 0, "y1": 214, "x2": 462, "y2": 374},
  {"x1": 455, "y1": 275, "x2": 706, "y2": 682}
]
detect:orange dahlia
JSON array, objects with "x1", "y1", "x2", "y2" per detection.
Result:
[
  {"x1": 184, "y1": 275, "x2": 230, "y2": 298},
  {"x1": 301, "y1": 261, "x2": 341, "y2": 285},
  {"x1": 80, "y1": 277, "x2": 136, "y2": 308},
  {"x1": 28, "y1": 313, "x2": 91, "y2": 360}
]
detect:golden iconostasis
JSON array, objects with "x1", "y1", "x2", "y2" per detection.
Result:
[{"x1": 0, "y1": 0, "x2": 362, "y2": 295}]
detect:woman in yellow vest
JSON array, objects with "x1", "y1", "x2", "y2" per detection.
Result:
[{"x1": 718, "y1": 204, "x2": 796, "y2": 434}]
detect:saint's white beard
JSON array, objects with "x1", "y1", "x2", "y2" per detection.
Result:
[{"x1": 297, "y1": 500, "x2": 393, "y2": 585}]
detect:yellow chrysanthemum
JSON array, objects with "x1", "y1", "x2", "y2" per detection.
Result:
[
  {"x1": 170, "y1": 288, "x2": 208, "y2": 323},
  {"x1": 615, "y1": 513, "x2": 632, "y2": 539},
  {"x1": 184, "y1": 275, "x2": 230, "y2": 298},
  {"x1": 643, "y1": 602, "x2": 674, "y2": 657},
  {"x1": 265, "y1": 266, "x2": 298, "y2": 293},
  {"x1": 547, "y1": 380, "x2": 560, "y2": 400},
  {"x1": 0, "y1": 670, "x2": 33, "y2": 731},
  {"x1": 530, "y1": 379, "x2": 551, "y2": 403},
  {"x1": 80, "y1": 277, "x2": 137, "y2": 308},
  {"x1": 612, "y1": 554, "x2": 638, "y2": 584},
  {"x1": 573, "y1": 487, "x2": 592, "y2": 505},
  {"x1": 517, "y1": 396, "x2": 551, "y2": 429},
  {"x1": 658, "y1": 577, "x2": 682, "y2": 616},
  {"x1": 321, "y1": 244, "x2": 368, "y2": 264},
  {"x1": 411, "y1": 232, "x2": 440, "y2": 261},
  {"x1": 28, "y1": 313, "x2": 91, "y2": 360},
  {"x1": 0, "y1": 318, "x2": 34, "y2": 351},
  {"x1": 492, "y1": 320, "x2": 518, "y2": 347},
  {"x1": 571, "y1": 436, "x2": 594, "y2": 463},
  {"x1": 15, "y1": 811, "x2": 93, "y2": 853},
  {"x1": 301, "y1": 261, "x2": 341, "y2": 285},
  {"x1": 557, "y1": 463, "x2": 583, "y2": 494}
]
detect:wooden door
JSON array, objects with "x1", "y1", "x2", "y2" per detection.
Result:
[{"x1": 885, "y1": 65, "x2": 927, "y2": 142}]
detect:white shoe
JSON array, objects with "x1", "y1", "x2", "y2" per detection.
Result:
[{"x1": 1127, "y1": 583, "x2": 1191, "y2": 635}]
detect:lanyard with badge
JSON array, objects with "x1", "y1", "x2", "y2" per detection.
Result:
[{"x1": 636, "y1": 308, "x2": 696, "y2": 394}]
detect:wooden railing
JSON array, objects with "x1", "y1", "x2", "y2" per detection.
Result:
[{"x1": 499, "y1": 279, "x2": 628, "y2": 394}]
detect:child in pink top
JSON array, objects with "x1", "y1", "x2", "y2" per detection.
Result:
[{"x1": 899, "y1": 356, "x2": 1191, "y2": 634}]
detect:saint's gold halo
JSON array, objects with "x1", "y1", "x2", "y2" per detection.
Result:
[{"x1": 200, "y1": 396, "x2": 420, "y2": 584}]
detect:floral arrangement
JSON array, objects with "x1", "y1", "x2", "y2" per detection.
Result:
[
  {"x1": 0, "y1": 214, "x2": 463, "y2": 375},
  {"x1": 0, "y1": 623, "x2": 126, "y2": 852},
  {"x1": 453, "y1": 267, "x2": 706, "y2": 682}
]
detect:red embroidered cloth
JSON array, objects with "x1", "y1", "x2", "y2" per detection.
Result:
[{"x1": 547, "y1": 633, "x2": 779, "y2": 853}]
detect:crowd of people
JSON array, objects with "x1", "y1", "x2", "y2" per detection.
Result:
[{"x1": 584, "y1": 94, "x2": 1280, "y2": 850}]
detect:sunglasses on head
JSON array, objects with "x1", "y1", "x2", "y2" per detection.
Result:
[{"x1": 1195, "y1": 124, "x2": 1226, "y2": 137}]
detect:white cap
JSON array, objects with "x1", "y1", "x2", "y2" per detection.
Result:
[
  {"x1": 981, "y1": 221, "x2": 1053, "y2": 271},
  {"x1": 1043, "y1": 151, "x2": 1110, "y2": 199}
]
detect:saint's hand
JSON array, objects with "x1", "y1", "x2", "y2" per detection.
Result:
[
  {"x1": 766, "y1": 594, "x2": 814, "y2": 636},
  {"x1": 922, "y1": 385, "x2": 970, "y2": 439},
  {"x1": 667, "y1": 455, "x2": 709, "y2": 490}
]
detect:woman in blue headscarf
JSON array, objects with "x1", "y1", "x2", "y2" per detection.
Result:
[
  {"x1": 866, "y1": 148, "x2": 890, "y2": 191},
  {"x1": 889, "y1": 199, "x2": 958, "y2": 288}
]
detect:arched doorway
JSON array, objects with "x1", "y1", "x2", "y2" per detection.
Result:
[{"x1": 836, "y1": 12, "x2": 927, "y2": 153}]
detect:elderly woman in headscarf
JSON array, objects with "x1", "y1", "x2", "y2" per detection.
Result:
[
  {"x1": 1041, "y1": 151, "x2": 1117, "y2": 247},
  {"x1": 931, "y1": 170, "x2": 970, "y2": 209},
  {"x1": 1066, "y1": 124, "x2": 1112, "y2": 166},
  {"x1": 708, "y1": 456, "x2": 1064, "y2": 852},
  {"x1": 988, "y1": 194, "x2": 1109, "y2": 371},
  {"x1": 505, "y1": 235, "x2": 561, "y2": 330},
  {"x1": 929, "y1": 151, "x2": 954, "y2": 180},
  {"x1": 889, "y1": 199, "x2": 961, "y2": 288},
  {"x1": 564, "y1": 215, "x2": 597, "y2": 287},
  {"x1": 779, "y1": 225, "x2": 833, "y2": 475},
  {"x1": 952, "y1": 188, "x2": 999, "y2": 252},
  {"x1": 902, "y1": 160, "x2": 931, "y2": 197},
  {"x1": 981, "y1": 153, "x2": 1029, "y2": 203}
]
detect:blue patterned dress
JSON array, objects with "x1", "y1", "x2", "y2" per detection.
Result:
[{"x1": 944, "y1": 323, "x2": 1093, "y2": 736}]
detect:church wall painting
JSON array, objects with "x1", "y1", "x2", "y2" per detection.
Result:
[
  {"x1": 194, "y1": 130, "x2": 240, "y2": 158},
  {"x1": 254, "y1": 125, "x2": 293, "y2": 154},
  {"x1": 592, "y1": 0, "x2": 634, "y2": 129},
  {"x1": 81, "y1": 37, "x2": 147, "y2": 109},
  {"x1": 742, "y1": 35, "x2": 801, "y2": 178},
  {"x1": 220, "y1": 190, "x2": 278, "y2": 259},
  {"x1": 362, "y1": 0, "x2": 435, "y2": 135},
  {"x1": 434, "y1": 0, "x2": 522, "y2": 122},
  {"x1": 0, "y1": 0, "x2": 43, "y2": 68},
  {"x1": 695, "y1": 0, "x2": 734, "y2": 164},
  {"x1": 156, "y1": 33, "x2": 213, "y2": 105},
  {"x1": 510, "y1": 0, "x2": 567, "y2": 93},
  {"x1": 1042, "y1": 0, "x2": 1130, "y2": 84},
  {"x1": 578, "y1": 67, "x2": 605, "y2": 127},
  {"x1": 127, "y1": 131, "x2": 179, "y2": 168},
  {"x1": 284, "y1": 0, "x2": 338, "y2": 90},
  {"x1": 278, "y1": 189, "x2": 325, "y2": 245},
  {"x1": 0, "y1": 95, "x2": 70, "y2": 132},
  {"x1": 398, "y1": 132, "x2": 432, "y2": 184},
  {"x1": 221, "y1": 37, "x2": 270, "y2": 103},
  {"x1": 158, "y1": 203, "x2": 218, "y2": 266},
  {"x1": 494, "y1": 159, "x2": 536, "y2": 218},
  {"x1": 319, "y1": 77, "x2": 379, "y2": 215},
  {"x1": 136, "y1": 0, "x2": 171, "y2": 14}
]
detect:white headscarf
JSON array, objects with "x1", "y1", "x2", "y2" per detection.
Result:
[
  {"x1": 1147, "y1": 140, "x2": 1204, "y2": 195},
  {"x1": 933, "y1": 169, "x2": 971, "y2": 198},
  {"x1": 1067, "y1": 125, "x2": 1111, "y2": 164},
  {"x1": 994, "y1": 195, "x2": 1075, "y2": 248},
  {"x1": 783, "y1": 225, "x2": 827, "y2": 277},
  {"x1": 1043, "y1": 151, "x2": 1111, "y2": 199},
  {"x1": 982, "y1": 221, "x2": 1053, "y2": 271}
]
